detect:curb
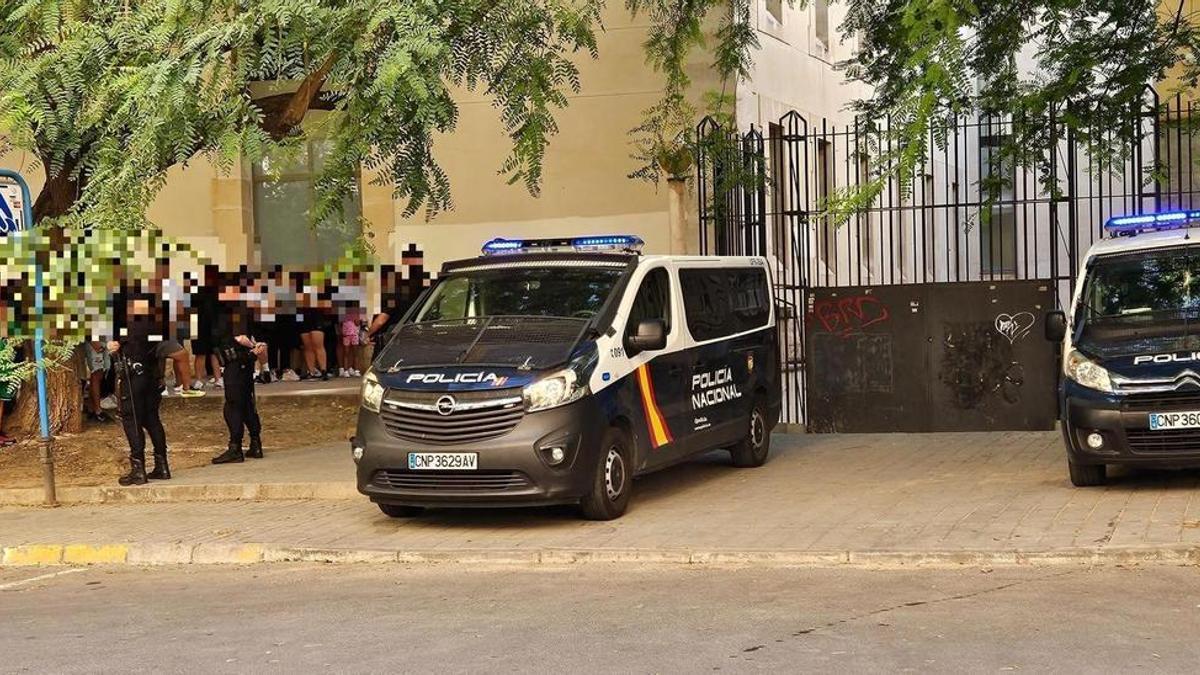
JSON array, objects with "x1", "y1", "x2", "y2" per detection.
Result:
[
  {"x1": 3, "y1": 543, "x2": 1199, "y2": 568},
  {"x1": 0, "y1": 482, "x2": 358, "y2": 506}
]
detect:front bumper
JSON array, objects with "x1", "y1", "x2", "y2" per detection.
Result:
[
  {"x1": 1062, "y1": 380, "x2": 1200, "y2": 467},
  {"x1": 353, "y1": 397, "x2": 607, "y2": 508}
]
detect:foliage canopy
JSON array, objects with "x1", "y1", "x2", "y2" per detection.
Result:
[{"x1": 0, "y1": 0, "x2": 756, "y2": 229}]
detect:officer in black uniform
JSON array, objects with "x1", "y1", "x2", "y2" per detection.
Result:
[
  {"x1": 108, "y1": 293, "x2": 169, "y2": 486},
  {"x1": 211, "y1": 275, "x2": 266, "y2": 464}
]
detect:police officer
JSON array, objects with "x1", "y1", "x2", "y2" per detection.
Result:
[
  {"x1": 108, "y1": 293, "x2": 169, "y2": 485},
  {"x1": 211, "y1": 274, "x2": 266, "y2": 464}
]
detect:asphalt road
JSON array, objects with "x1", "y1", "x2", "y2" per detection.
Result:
[{"x1": 3, "y1": 563, "x2": 1200, "y2": 673}]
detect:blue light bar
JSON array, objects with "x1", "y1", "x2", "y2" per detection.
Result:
[
  {"x1": 1105, "y1": 210, "x2": 1200, "y2": 236},
  {"x1": 572, "y1": 235, "x2": 644, "y2": 249},
  {"x1": 481, "y1": 235, "x2": 644, "y2": 255},
  {"x1": 481, "y1": 238, "x2": 525, "y2": 253}
]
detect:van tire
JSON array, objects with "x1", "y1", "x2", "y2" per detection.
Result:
[
  {"x1": 378, "y1": 503, "x2": 424, "y2": 518},
  {"x1": 730, "y1": 399, "x2": 770, "y2": 468},
  {"x1": 579, "y1": 427, "x2": 633, "y2": 520},
  {"x1": 1068, "y1": 461, "x2": 1106, "y2": 487}
]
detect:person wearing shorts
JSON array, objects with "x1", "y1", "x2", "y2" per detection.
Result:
[
  {"x1": 83, "y1": 341, "x2": 113, "y2": 423},
  {"x1": 0, "y1": 376, "x2": 15, "y2": 447},
  {"x1": 338, "y1": 311, "x2": 362, "y2": 378},
  {"x1": 192, "y1": 267, "x2": 222, "y2": 388}
]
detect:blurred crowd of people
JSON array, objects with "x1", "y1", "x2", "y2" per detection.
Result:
[{"x1": 0, "y1": 250, "x2": 430, "y2": 449}]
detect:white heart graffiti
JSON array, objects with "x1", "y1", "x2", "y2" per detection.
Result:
[{"x1": 994, "y1": 311, "x2": 1036, "y2": 344}]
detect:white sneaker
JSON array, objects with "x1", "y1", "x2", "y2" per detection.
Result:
[
  {"x1": 100, "y1": 394, "x2": 118, "y2": 411},
  {"x1": 338, "y1": 368, "x2": 349, "y2": 378},
  {"x1": 282, "y1": 369, "x2": 300, "y2": 382},
  {"x1": 350, "y1": 369, "x2": 362, "y2": 377},
  {"x1": 190, "y1": 380, "x2": 206, "y2": 391}
]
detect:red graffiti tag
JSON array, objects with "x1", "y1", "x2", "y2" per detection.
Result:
[{"x1": 813, "y1": 295, "x2": 890, "y2": 337}]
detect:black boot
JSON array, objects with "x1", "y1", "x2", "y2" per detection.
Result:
[
  {"x1": 246, "y1": 437, "x2": 264, "y2": 459},
  {"x1": 146, "y1": 453, "x2": 171, "y2": 480},
  {"x1": 118, "y1": 459, "x2": 148, "y2": 486},
  {"x1": 211, "y1": 443, "x2": 244, "y2": 464}
]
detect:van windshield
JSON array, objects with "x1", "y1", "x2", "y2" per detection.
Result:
[
  {"x1": 1077, "y1": 246, "x2": 1200, "y2": 356},
  {"x1": 413, "y1": 267, "x2": 623, "y2": 322}
]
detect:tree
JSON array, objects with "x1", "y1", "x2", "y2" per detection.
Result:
[
  {"x1": 831, "y1": 0, "x2": 1200, "y2": 211},
  {"x1": 0, "y1": 0, "x2": 756, "y2": 230}
]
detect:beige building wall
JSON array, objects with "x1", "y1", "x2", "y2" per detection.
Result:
[{"x1": 389, "y1": 7, "x2": 720, "y2": 269}]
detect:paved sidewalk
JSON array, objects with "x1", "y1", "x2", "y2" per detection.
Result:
[
  {"x1": 0, "y1": 444, "x2": 357, "y2": 505},
  {"x1": 5, "y1": 431, "x2": 1200, "y2": 565}
]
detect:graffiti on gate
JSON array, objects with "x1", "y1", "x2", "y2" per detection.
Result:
[
  {"x1": 811, "y1": 295, "x2": 890, "y2": 338},
  {"x1": 994, "y1": 311, "x2": 1036, "y2": 344},
  {"x1": 938, "y1": 322, "x2": 1025, "y2": 409}
]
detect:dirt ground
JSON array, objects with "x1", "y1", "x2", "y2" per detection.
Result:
[{"x1": 0, "y1": 394, "x2": 359, "y2": 488}]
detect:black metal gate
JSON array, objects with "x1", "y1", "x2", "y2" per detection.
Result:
[{"x1": 697, "y1": 91, "x2": 1200, "y2": 428}]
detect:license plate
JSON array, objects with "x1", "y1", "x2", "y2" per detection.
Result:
[
  {"x1": 407, "y1": 452, "x2": 478, "y2": 471},
  {"x1": 1148, "y1": 411, "x2": 1200, "y2": 430}
]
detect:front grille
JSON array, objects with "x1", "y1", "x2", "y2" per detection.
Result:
[
  {"x1": 372, "y1": 470, "x2": 533, "y2": 492},
  {"x1": 378, "y1": 388, "x2": 524, "y2": 445},
  {"x1": 1121, "y1": 389, "x2": 1200, "y2": 411},
  {"x1": 1127, "y1": 428, "x2": 1200, "y2": 454}
]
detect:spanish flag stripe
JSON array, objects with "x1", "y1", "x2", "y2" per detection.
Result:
[{"x1": 636, "y1": 364, "x2": 672, "y2": 448}]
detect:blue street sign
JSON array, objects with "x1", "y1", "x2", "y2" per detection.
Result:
[{"x1": 0, "y1": 181, "x2": 26, "y2": 234}]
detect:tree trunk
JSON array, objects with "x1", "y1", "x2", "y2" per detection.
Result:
[
  {"x1": 9, "y1": 362, "x2": 82, "y2": 437},
  {"x1": 32, "y1": 156, "x2": 82, "y2": 223}
]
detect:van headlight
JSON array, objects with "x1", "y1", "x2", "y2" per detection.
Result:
[
  {"x1": 523, "y1": 368, "x2": 586, "y2": 412},
  {"x1": 523, "y1": 350, "x2": 597, "y2": 413},
  {"x1": 361, "y1": 370, "x2": 385, "y2": 412},
  {"x1": 1065, "y1": 350, "x2": 1114, "y2": 393}
]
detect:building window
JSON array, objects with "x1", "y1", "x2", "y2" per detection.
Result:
[
  {"x1": 816, "y1": 138, "x2": 836, "y2": 276},
  {"x1": 979, "y1": 128, "x2": 1016, "y2": 276},
  {"x1": 252, "y1": 140, "x2": 362, "y2": 266},
  {"x1": 766, "y1": 0, "x2": 783, "y2": 24},
  {"x1": 814, "y1": 0, "x2": 830, "y2": 49}
]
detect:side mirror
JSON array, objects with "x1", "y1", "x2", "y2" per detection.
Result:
[
  {"x1": 626, "y1": 318, "x2": 667, "y2": 353},
  {"x1": 1044, "y1": 310, "x2": 1067, "y2": 342}
]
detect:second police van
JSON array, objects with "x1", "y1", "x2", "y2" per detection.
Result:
[
  {"x1": 353, "y1": 235, "x2": 781, "y2": 520},
  {"x1": 1048, "y1": 211, "x2": 1200, "y2": 486}
]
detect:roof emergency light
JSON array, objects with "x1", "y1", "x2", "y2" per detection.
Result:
[
  {"x1": 481, "y1": 235, "x2": 644, "y2": 255},
  {"x1": 1104, "y1": 210, "x2": 1200, "y2": 237}
]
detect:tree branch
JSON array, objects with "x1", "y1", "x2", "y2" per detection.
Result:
[{"x1": 256, "y1": 53, "x2": 339, "y2": 140}]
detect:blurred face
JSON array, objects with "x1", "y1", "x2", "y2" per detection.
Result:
[{"x1": 130, "y1": 298, "x2": 151, "y2": 316}]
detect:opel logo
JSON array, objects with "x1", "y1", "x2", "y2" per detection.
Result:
[{"x1": 435, "y1": 395, "x2": 457, "y2": 416}]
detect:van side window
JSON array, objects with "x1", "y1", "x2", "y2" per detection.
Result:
[
  {"x1": 628, "y1": 268, "x2": 671, "y2": 333},
  {"x1": 730, "y1": 269, "x2": 770, "y2": 333},
  {"x1": 680, "y1": 268, "x2": 769, "y2": 341}
]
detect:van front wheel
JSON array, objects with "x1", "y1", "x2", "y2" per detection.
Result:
[
  {"x1": 579, "y1": 428, "x2": 633, "y2": 521},
  {"x1": 730, "y1": 400, "x2": 770, "y2": 468},
  {"x1": 1068, "y1": 461, "x2": 1106, "y2": 487}
]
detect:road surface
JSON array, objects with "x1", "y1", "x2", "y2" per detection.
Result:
[{"x1": 3, "y1": 563, "x2": 1199, "y2": 672}]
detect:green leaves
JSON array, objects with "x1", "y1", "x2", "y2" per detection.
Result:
[{"x1": 2, "y1": 0, "x2": 746, "y2": 228}]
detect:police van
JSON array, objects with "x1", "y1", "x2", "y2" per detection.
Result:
[
  {"x1": 353, "y1": 235, "x2": 781, "y2": 520},
  {"x1": 1047, "y1": 211, "x2": 1200, "y2": 486}
]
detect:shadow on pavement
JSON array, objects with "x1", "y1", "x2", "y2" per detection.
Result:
[{"x1": 384, "y1": 449, "x2": 742, "y2": 528}]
